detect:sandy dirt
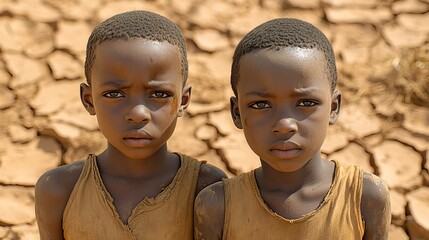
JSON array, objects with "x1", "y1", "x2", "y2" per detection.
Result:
[{"x1": 0, "y1": 0, "x2": 428, "y2": 239}]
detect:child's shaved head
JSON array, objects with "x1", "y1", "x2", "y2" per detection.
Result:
[
  {"x1": 85, "y1": 10, "x2": 188, "y2": 85},
  {"x1": 231, "y1": 18, "x2": 337, "y2": 95}
]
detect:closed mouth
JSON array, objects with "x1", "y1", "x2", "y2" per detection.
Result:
[
  {"x1": 122, "y1": 130, "x2": 153, "y2": 147},
  {"x1": 269, "y1": 141, "x2": 302, "y2": 159}
]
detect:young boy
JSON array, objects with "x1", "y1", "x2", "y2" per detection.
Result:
[
  {"x1": 35, "y1": 10, "x2": 226, "y2": 239},
  {"x1": 194, "y1": 18, "x2": 391, "y2": 239}
]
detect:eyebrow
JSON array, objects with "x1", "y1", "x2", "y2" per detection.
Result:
[
  {"x1": 292, "y1": 87, "x2": 325, "y2": 96},
  {"x1": 100, "y1": 80, "x2": 129, "y2": 88},
  {"x1": 244, "y1": 87, "x2": 324, "y2": 97}
]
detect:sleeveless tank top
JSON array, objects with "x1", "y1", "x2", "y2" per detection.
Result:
[
  {"x1": 223, "y1": 160, "x2": 364, "y2": 239},
  {"x1": 63, "y1": 153, "x2": 202, "y2": 240}
]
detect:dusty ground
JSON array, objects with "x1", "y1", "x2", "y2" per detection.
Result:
[{"x1": 0, "y1": 0, "x2": 428, "y2": 239}]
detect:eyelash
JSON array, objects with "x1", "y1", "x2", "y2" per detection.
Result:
[
  {"x1": 102, "y1": 91, "x2": 172, "y2": 99},
  {"x1": 248, "y1": 100, "x2": 319, "y2": 109},
  {"x1": 297, "y1": 100, "x2": 319, "y2": 107},
  {"x1": 249, "y1": 101, "x2": 271, "y2": 109},
  {"x1": 150, "y1": 91, "x2": 172, "y2": 98},
  {"x1": 103, "y1": 91, "x2": 124, "y2": 98}
]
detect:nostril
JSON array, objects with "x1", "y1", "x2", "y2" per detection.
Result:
[{"x1": 126, "y1": 105, "x2": 151, "y2": 123}]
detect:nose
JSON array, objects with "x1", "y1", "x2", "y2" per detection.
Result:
[
  {"x1": 126, "y1": 104, "x2": 151, "y2": 123},
  {"x1": 272, "y1": 117, "x2": 298, "y2": 135}
]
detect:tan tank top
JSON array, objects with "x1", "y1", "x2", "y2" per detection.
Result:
[
  {"x1": 223, "y1": 160, "x2": 364, "y2": 239},
  {"x1": 63, "y1": 153, "x2": 202, "y2": 240}
]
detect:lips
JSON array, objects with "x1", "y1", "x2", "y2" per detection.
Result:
[
  {"x1": 123, "y1": 130, "x2": 153, "y2": 147},
  {"x1": 270, "y1": 141, "x2": 302, "y2": 159}
]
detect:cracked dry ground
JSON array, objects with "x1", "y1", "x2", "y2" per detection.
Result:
[{"x1": 0, "y1": 0, "x2": 428, "y2": 239}]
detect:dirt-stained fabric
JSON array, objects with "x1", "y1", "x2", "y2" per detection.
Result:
[
  {"x1": 63, "y1": 153, "x2": 202, "y2": 240},
  {"x1": 223, "y1": 160, "x2": 364, "y2": 240}
]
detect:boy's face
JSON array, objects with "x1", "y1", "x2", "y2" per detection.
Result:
[
  {"x1": 231, "y1": 47, "x2": 340, "y2": 172},
  {"x1": 81, "y1": 39, "x2": 190, "y2": 160}
]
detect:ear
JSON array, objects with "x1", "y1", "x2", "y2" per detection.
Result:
[
  {"x1": 329, "y1": 90, "x2": 341, "y2": 125},
  {"x1": 230, "y1": 96, "x2": 243, "y2": 129},
  {"x1": 80, "y1": 83, "x2": 96, "y2": 115},
  {"x1": 178, "y1": 85, "x2": 191, "y2": 117}
]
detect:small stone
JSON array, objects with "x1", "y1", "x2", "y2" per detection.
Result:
[
  {"x1": 390, "y1": 190, "x2": 407, "y2": 225},
  {"x1": 392, "y1": 0, "x2": 429, "y2": 14},
  {"x1": 373, "y1": 141, "x2": 422, "y2": 190},
  {"x1": 0, "y1": 85, "x2": 14, "y2": 109},
  {"x1": 30, "y1": 80, "x2": 81, "y2": 116},
  {"x1": 198, "y1": 149, "x2": 234, "y2": 177},
  {"x1": 398, "y1": 13, "x2": 429, "y2": 33},
  {"x1": 187, "y1": 101, "x2": 228, "y2": 116},
  {"x1": 338, "y1": 103, "x2": 382, "y2": 138},
  {"x1": 209, "y1": 110, "x2": 237, "y2": 136},
  {"x1": 193, "y1": 29, "x2": 230, "y2": 52},
  {"x1": 322, "y1": 0, "x2": 380, "y2": 7},
  {"x1": 406, "y1": 187, "x2": 429, "y2": 239},
  {"x1": 389, "y1": 225, "x2": 409, "y2": 240},
  {"x1": 328, "y1": 142, "x2": 374, "y2": 173},
  {"x1": 321, "y1": 125, "x2": 350, "y2": 154},
  {"x1": 325, "y1": 7, "x2": 392, "y2": 24},
  {"x1": 0, "y1": 186, "x2": 35, "y2": 225},
  {"x1": 403, "y1": 106, "x2": 429, "y2": 135},
  {"x1": 383, "y1": 25, "x2": 428, "y2": 49},
  {"x1": 47, "y1": 51, "x2": 83, "y2": 80},
  {"x1": 195, "y1": 125, "x2": 218, "y2": 141},
  {"x1": 4, "y1": 53, "x2": 50, "y2": 89},
  {"x1": 7, "y1": 124, "x2": 37, "y2": 143},
  {"x1": 213, "y1": 131, "x2": 260, "y2": 174},
  {"x1": 55, "y1": 21, "x2": 92, "y2": 54},
  {"x1": 0, "y1": 137, "x2": 61, "y2": 185}
]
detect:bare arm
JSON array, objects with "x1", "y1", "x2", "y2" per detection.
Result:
[
  {"x1": 194, "y1": 181, "x2": 225, "y2": 240},
  {"x1": 35, "y1": 162, "x2": 83, "y2": 240},
  {"x1": 196, "y1": 163, "x2": 227, "y2": 194},
  {"x1": 361, "y1": 172, "x2": 391, "y2": 240}
]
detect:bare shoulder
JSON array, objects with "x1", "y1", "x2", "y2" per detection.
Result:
[
  {"x1": 35, "y1": 160, "x2": 85, "y2": 239},
  {"x1": 36, "y1": 160, "x2": 85, "y2": 201},
  {"x1": 361, "y1": 171, "x2": 391, "y2": 240},
  {"x1": 196, "y1": 163, "x2": 227, "y2": 193},
  {"x1": 194, "y1": 181, "x2": 225, "y2": 240}
]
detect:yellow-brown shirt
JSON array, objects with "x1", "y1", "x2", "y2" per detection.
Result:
[
  {"x1": 63, "y1": 153, "x2": 202, "y2": 240},
  {"x1": 223, "y1": 160, "x2": 365, "y2": 240}
]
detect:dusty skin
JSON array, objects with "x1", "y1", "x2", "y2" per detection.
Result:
[{"x1": 0, "y1": 0, "x2": 428, "y2": 239}]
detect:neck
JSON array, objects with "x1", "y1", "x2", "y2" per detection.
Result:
[
  {"x1": 97, "y1": 143, "x2": 179, "y2": 179},
  {"x1": 256, "y1": 152, "x2": 328, "y2": 193}
]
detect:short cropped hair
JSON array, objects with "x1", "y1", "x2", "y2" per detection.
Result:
[
  {"x1": 231, "y1": 18, "x2": 337, "y2": 95},
  {"x1": 85, "y1": 10, "x2": 188, "y2": 85}
]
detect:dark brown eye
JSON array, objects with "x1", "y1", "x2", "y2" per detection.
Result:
[
  {"x1": 103, "y1": 91, "x2": 124, "y2": 98},
  {"x1": 150, "y1": 91, "x2": 171, "y2": 98}
]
